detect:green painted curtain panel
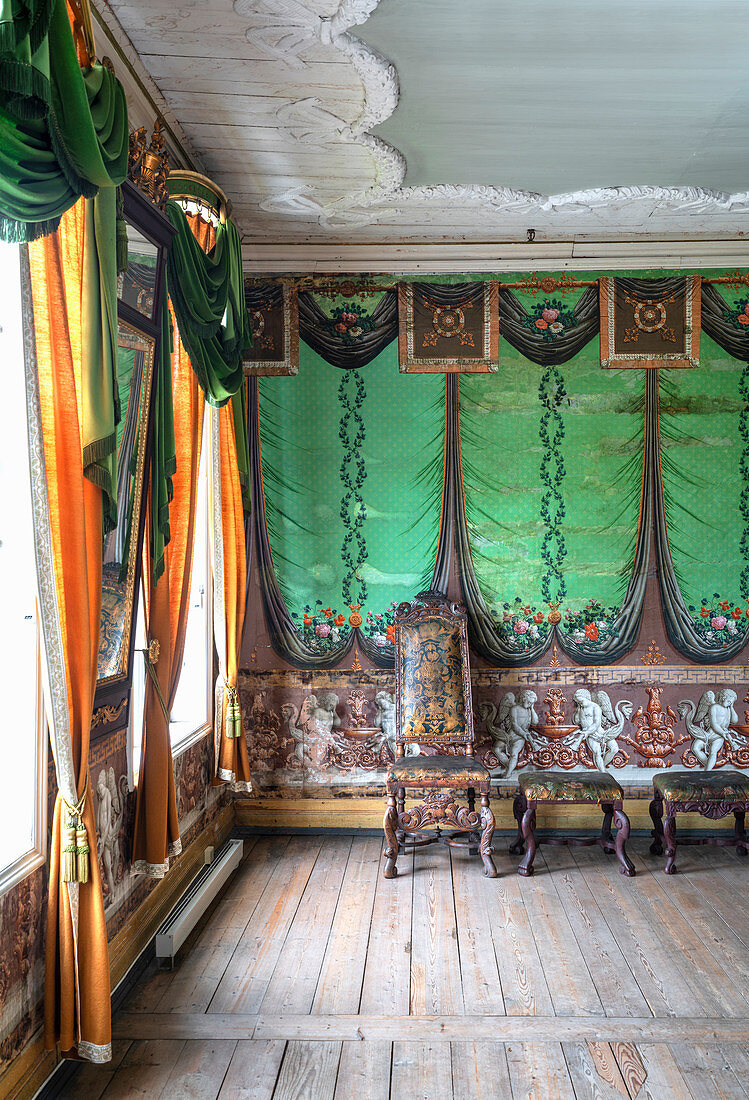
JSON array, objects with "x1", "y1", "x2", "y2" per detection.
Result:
[
  {"x1": 258, "y1": 338, "x2": 443, "y2": 658},
  {"x1": 163, "y1": 200, "x2": 250, "y2": 408},
  {"x1": 0, "y1": 0, "x2": 128, "y2": 242}
]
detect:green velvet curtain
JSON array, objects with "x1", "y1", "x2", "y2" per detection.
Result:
[
  {"x1": 0, "y1": 0, "x2": 128, "y2": 243},
  {"x1": 151, "y1": 293, "x2": 176, "y2": 583},
  {"x1": 163, "y1": 199, "x2": 250, "y2": 408}
]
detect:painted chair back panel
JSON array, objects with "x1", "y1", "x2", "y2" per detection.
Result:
[{"x1": 394, "y1": 593, "x2": 474, "y2": 749}]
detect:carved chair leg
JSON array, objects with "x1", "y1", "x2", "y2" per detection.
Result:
[
  {"x1": 517, "y1": 801, "x2": 537, "y2": 877},
  {"x1": 649, "y1": 794, "x2": 664, "y2": 855},
  {"x1": 383, "y1": 794, "x2": 399, "y2": 879},
  {"x1": 467, "y1": 787, "x2": 478, "y2": 854},
  {"x1": 479, "y1": 793, "x2": 499, "y2": 878},
  {"x1": 664, "y1": 809, "x2": 677, "y2": 875},
  {"x1": 396, "y1": 786, "x2": 406, "y2": 844},
  {"x1": 612, "y1": 803, "x2": 636, "y2": 877},
  {"x1": 734, "y1": 810, "x2": 747, "y2": 857},
  {"x1": 509, "y1": 792, "x2": 526, "y2": 855},
  {"x1": 600, "y1": 802, "x2": 615, "y2": 852}
]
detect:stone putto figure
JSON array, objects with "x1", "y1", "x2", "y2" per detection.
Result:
[
  {"x1": 678, "y1": 688, "x2": 741, "y2": 769},
  {"x1": 569, "y1": 688, "x2": 632, "y2": 771},
  {"x1": 481, "y1": 690, "x2": 539, "y2": 777},
  {"x1": 96, "y1": 767, "x2": 127, "y2": 903}
]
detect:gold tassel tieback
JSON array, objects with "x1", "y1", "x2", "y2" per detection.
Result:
[
  {"x1": 225, "y1": 685, "x2": 242, "y2": 738},
  {"x1": 61, "y1": 777, "x2": 89, "y2": 884}
]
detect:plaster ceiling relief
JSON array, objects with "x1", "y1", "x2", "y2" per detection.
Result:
[{"x1": 100, "y1": 0, "x2": 749, "y2": 250}]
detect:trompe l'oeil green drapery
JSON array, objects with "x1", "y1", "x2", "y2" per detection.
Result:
[
  {"x1": 163, "y1": 199, "x2": 251, "y2": 409},
  {"x1": 0, "y1": 0, "x2": 128, "y2": 243}
]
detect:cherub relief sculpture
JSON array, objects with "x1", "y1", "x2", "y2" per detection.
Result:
[
  {"x1": 373, "y1": 690, "x2": 396, "y2": 752},
  {"x1": 281, "y1": 692, "x2": 341, "y2": 767},
  {"x1": 569, "y1": 689, "x2": 632, "y2": 771},
  {"x1": 96, "y1": 767, "x2": 128, "y2": 903},
  {"x1": 678, "y1": 689, "x2": 742, "y2": 769},
  {"x1": 481, "y1": 691, "x2": 539, "y2": 777}
]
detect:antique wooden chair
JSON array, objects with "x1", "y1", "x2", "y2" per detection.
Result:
[{"x1": 383, "y1": 591, "x2": 498, "y2": 878}]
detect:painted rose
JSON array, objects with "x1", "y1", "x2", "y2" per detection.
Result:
[
  {"x1": 572, "y1": 629, "x2": 585, "y2": 642},
  {"x1": 739, "y1": 315, "x2": 749, "y2": 325},
  {"x1": 341, "y1": 312, "x2": 358, "y2": 326},
  {"x1": 549, "y1": 322, "x2": 564, "y2": 334},
  {"x1": 529, "y1": 623, "x2": 539, "y2": 638},
  {"x1": 348, "y1": 326, "x2": 362, "y2": 337},
  {"x1": 335, "y1": 322, "x2": 347, "y2": 333},
  {"x1": 711, "y1": 615, "x2": 727, "y2": 630},
  {"x1": 584, "y1": 622, "x2": 599, "y2": 641},
  {"x1": 330, "y1": 628, "x2": 340, "y2": 641},
  {"x1": 727, "y1": 620, "x2": 738, "y2": 634},
  {"x1": 513, "y1": 620, "x2": 529, "y2": 634},
  {"x1": 315, "y1": 623, "x2": 331, "y2": 637},
  {"x1": 373, "y1": 632, "x2": 387, "y2": 647},
  {"x1": 542, "y1": 307, "x2": 559, "y2": 322},
  {"x1": 535, "y1": 318, "x2": 548, "y2": 330},
  {"x1": 597, "y1": 620, "x2": 608, "y2": 631}
]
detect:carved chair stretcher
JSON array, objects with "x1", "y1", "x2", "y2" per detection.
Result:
[
  {"x1": 383, "y1": 592, "x2": 498, "y2": 878},
  {"x1": 649, "y1": 769, "x2": 749, "y2": 874}
]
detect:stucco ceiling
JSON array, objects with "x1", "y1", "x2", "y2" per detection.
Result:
[{"x1": 101, "y1": 0, "x2": 749, "y2": 264}]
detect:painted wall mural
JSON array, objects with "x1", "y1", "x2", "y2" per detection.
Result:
[{"x1": 241, "y1": 267, "x2": 749, "y2": 789}]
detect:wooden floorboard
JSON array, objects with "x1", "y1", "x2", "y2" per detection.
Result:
[{"x1": 92, "y1": 834, "x2": 749, "y2": 1100}]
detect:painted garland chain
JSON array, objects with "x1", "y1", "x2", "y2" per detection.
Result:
[
  {"x1": 338, "y1": 369, "x2": 368, "y2": 606},
  {"x1": 538, "y1": 364, "x2": 568, "y2": 604}
]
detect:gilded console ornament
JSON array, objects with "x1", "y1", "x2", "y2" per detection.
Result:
[
  {"x1": 620, "y1": 685, "x2": 687, "y2": 766},
  {"x1": 91, "y1": 698, "x2": 128, "y2": 729},
  {"x1": 128, "y1": 120, "x2": 170, "y2": 209}
]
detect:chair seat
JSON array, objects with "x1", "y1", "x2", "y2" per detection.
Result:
[
  {"x1": 519, "y1": 769, "x2": 624, "y2": 804},
  {"x1": 653, "y1": 769, "x2": 749, "y2": 804},
  {"x1": 386, "y1": 753, "x2": 490, "y2": 786}
]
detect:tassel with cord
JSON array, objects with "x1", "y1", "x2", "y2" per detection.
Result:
[
  {"x1": 60, "y1": 778, "x2": 89, "y2": 883},
  {"x1": 225, "y1": 684, "x2": 242, "y2": 738}
]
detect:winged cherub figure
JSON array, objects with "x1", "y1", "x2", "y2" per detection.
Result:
[
  {"x1": 678, "y1": 689, "x2": 741, "y2": 770},
  {"x1": 570, "y1": 688, "x2": 632, "y2": 771}
]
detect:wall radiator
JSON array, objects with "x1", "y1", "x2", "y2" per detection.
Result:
[{"x1": 154, "y1": 837, "x2": 243, "y2": 966}]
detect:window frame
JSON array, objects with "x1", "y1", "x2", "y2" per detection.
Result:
[{"x1": 0, "y1": 241, "x2": 47, "y2": 898}]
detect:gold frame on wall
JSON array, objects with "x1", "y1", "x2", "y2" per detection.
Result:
[{"x1": 97, "y1": 320, "x2": 154, "y2": 686}]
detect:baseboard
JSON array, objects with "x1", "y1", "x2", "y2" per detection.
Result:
[{"x1": 235, "y1": 796, "x2": 734, "y2": 833}]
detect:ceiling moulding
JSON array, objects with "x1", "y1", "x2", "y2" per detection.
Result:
[
  {"x1": 92, "y1": 0, "x2": 205, "y2": 173},
  {"x1": 241, "y1": 0, "x2": 749, "y2": 236},
  {"x1": 240, "y1": 240, "x2": 749, "y2": 275}
]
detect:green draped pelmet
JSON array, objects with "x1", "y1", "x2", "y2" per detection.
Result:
[
  {"x1": 163, "y1": 200, "x2": 250, "y2": 409},
  {"x1": 0, "y1": 0, "x2": 128, "y2": 243}
]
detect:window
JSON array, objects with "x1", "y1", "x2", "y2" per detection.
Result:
[
  {"x1": 0, "y1": 242, "x2": 46, "y2": 894},
  {"x1": 170, "y1": 411, "x2": 212, "y2": 752}
]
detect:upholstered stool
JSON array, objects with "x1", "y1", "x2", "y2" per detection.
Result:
[
  {"x1": 649, "y1": 770, "x2": 749, "y2": 874},
  {"x1": 509, "y1": 770, "x2": 635, "y2": 877}
]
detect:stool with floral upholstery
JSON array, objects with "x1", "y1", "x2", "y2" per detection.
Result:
[
  {"x1": 509, "y1": 770, "x2": 635, "y2": 877},
  {"x1": 649, "y1": 770, "x2": 749, "y2": 874},
  {"x1": 383, "y1": 591, "x2": 498, "y2": 879}
]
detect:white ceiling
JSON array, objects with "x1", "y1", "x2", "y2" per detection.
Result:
[{"x1": 101, "y1": 0, "x2": 749, "y2": 267}]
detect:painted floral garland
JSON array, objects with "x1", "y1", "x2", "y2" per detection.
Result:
[
  {"x1": 688, "y1": 594, "x2": 749, "y2": 649},
  {"x1": 338, "y1": 369, "x2": 368, "y2": 606},
  {"x1": 523, "y1": 298, "x2": 576, "y2": 342},
  {"x1": 538, "y1": 363, "x2": 567, "y2": 605}
]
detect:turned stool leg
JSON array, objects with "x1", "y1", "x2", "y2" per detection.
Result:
[
  {"x1": 467, "y1": 787, "x2": 479, "y2": 855},
  {"x1": 509, "y1": 792, "x2": 526, "y2": 855},
  {"x1": 396, "y1": 786, "x2": 406, "y2": 844},
  {"x1": 735, "y1": 810, "x2": 747, "y2": 857},
  {"x1": 613, "y1": 802, "x2": 636, "y2": 877},
  {"x1": 649, "y1": 793, "x2": 664, "y2": 855},
  {"x1": 517, "y1": 800, "x2": 537, "y2": 877},
  {"x1": 601, "y1": 802, "x2": 615, "y2": 852},
  {"x1": 383, "y1": 793, "x2": 399, "y2": 878},
  {"x1": 480, "y1": 792, "x2": 498, "y2": 878},
  {"x1": 664, "y1": 807, "x2": 678, "y2": 874}
]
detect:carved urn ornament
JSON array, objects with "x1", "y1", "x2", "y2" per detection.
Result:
[{"x1": 128, "y1": 120, "x2": 170, "y2": 209}]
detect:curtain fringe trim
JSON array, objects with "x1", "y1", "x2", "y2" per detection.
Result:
[
  {"x1": 0, "y1": 213, "x2": 62, "y2": 244},
  {"x1": 76, "y1": 1040, "x2": 112, "y2": 1065},
  {"x1": 0, "y1": 55, "x2": 51, "y2": 119}
]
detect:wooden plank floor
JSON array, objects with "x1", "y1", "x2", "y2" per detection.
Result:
[{"x1": 60, "y1": 835, "x2": 749, "y2": 1099}]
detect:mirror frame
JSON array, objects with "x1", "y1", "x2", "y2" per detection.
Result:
[{"x1": 93, "y1": 181, "x2": 176, "y2": 719}]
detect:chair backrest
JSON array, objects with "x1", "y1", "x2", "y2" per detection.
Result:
[{"x1": 394, "y1": 591, "x2": 474, "y2": 756}]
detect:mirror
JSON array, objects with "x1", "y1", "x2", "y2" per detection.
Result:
[
  {"x1": 97, "y1": 319, "x2": 155, "y2": 682},
  {"x1": 117, "y1": 222, "x2": 159, "y2": 320}
]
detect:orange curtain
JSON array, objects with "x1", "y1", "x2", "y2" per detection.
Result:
[
  {"x1": 213, "y1": 394, "x2": 252, "y2": 790},
  {"x1": 29, "y1": 200, "x2": 111, "y2": 1061},
  {"x1": 131, "y1": 319, "x2": 205, "y2": 875}
]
